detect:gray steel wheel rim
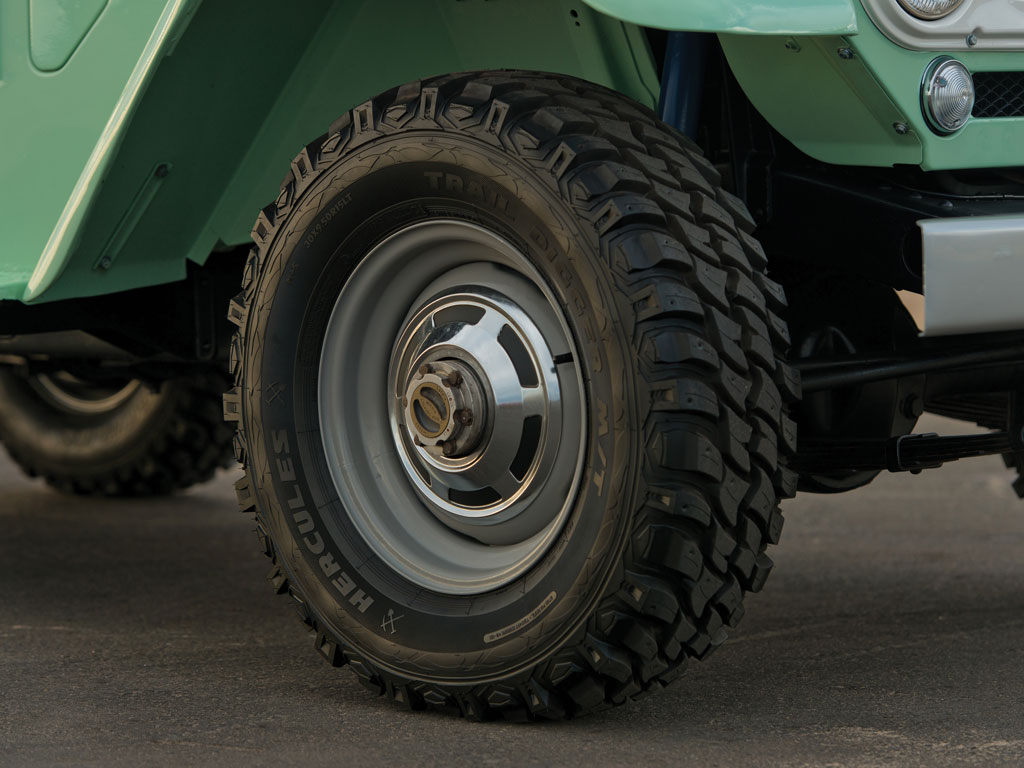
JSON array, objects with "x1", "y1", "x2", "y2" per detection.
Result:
[{"x1": 318, "y1": 220, "x2": 586, "y2": 595}]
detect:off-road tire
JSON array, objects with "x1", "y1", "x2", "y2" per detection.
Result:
[
  {"x1": 226, "y1": 71, "x2": 800, "y2": 720},
  {"x1": 0, "y1": 371, "x2": 234, "y2": 496}
]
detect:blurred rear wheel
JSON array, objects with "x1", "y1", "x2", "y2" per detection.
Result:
[{"x1": 0, "y1": 369, "x2": 234, "y2": 496}]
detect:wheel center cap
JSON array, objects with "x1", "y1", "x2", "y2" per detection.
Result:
[
  {"x1": 402, "y1": 360, "x2": 487, "y2": 459},
  {"x1": 410, "y1": 382, "x2": 450, "y2": 439}
]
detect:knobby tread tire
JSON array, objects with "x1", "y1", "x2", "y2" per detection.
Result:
[
  {"x1": 0, "y1": 372, "x2": 235, "y2": 496},
  {"x1": 227, "y1": 71, "x2": 800, "y2": 720}
]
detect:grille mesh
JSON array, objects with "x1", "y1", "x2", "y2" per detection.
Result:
[{"x1": 972, "y1": 72, "x2": 1024, "y2": 119}]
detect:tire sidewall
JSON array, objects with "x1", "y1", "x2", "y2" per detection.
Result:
[{"x1": 243, "y1": 132, "x2": 638, "y2": 680}]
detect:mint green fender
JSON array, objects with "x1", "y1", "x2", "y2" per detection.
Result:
[
  {"x1": 581, "y1": 0, "x2": 858, "y2": 35},
  {"x1": 9, "y1": 0, "x2": 661, "y2": 305}
]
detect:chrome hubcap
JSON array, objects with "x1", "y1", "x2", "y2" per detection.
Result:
[{"x1": 389, "y1": 284, "x2": 564, "y2": 535}]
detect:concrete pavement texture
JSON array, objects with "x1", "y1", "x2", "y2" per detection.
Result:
[{"x1": 1, "y1": 415, "x2": 1022, "y2": 767}]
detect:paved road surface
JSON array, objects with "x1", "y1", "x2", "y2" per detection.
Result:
[{"x1": 1, "y1": 415, "x2": 1022, "y2": 767}]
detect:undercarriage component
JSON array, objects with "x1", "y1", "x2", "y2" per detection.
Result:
[
  {"x1": 785, "y1": 276, "x2": 922, "y2": 493},
  {"x1": 0, "y1": 331, "x2": 135, "y2": 360},
  {"x1": 797, "y1": 337, "x2": 1024, "y2": 393},
  {"x1": 781, "y1": 266, "x2": 1024, "y2": 488},
  {"x1": 795, "y1": 431, "x2": 1013, "y2": 475},
  {"x1": 0, "y1": 251, "x2": 245, "y2": 364},
  {"x1": 792, "y1": 321, "x2": 1024, "y2": 483}
]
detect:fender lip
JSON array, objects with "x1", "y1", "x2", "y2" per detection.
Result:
[
  {"x1": 23, "y1": 0, "x2": 198, "y2": 304},
  {"x1": 581, "y1": 0, "x2": 858, "y2": 35}
]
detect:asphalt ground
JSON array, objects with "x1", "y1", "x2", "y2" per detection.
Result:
[{"x1": 1, "y1": 414, "x2": 1022, "y2": 767}]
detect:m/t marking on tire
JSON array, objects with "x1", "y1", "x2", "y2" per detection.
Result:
[
  {"x1": 482, "y1": 591, "x2": 556, "y2": 644},
  {"x1": 272, "y1": 429, "x2": 374, "y2": 614}
]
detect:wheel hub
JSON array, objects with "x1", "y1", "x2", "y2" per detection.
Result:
[{"x1": 403, "y1": 360, "x2": 486, "y2": 459}]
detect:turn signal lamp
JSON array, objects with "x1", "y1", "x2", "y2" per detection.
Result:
[{"x1": 921, "y1": 57, "x2": 975, "y2": 134}]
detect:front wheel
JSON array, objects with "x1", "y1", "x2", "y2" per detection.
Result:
[{"x1": 225, "y1": 71, "x2": 799, "y2": 719}]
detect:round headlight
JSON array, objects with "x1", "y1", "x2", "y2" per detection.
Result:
[
  {"x1": 921, "y1": 57, "x2": 974, "y2": 134},
  {"x1": 896, "y1": 0, "x2": 965, "y2": 20}
]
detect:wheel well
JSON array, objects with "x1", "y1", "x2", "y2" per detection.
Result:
[{"x1": 40, "y1": 0, "x2": 659, "y2": 305}]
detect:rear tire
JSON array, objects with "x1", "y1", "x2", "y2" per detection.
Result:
[
  {"x1": 226, "y1": 71, "x2": 799, "y2": 719},
  {"x1": 0, "y1": 370, "x2": 234, "y2": 496}
]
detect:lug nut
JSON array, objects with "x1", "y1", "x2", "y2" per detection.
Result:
[
  {"x1": 441, "y1": 440, "x2": 457, "y2": 456},
  {"x1": 457, "y1": 408, "x2": 473, "y2": 426},
  {"x1": 418, "y1": 364, "x2": 434, "y2": 377},
  {"x1": 446, "y1": 371, "x2": 463, "y2": 387}
]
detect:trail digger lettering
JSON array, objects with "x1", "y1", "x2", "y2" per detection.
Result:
[
  {"x1": 424, "y1": 171, "x2": 510, "y2": 213},
  {"x1": 271, "y1": 430, "x2": 374, "y2": 614}
]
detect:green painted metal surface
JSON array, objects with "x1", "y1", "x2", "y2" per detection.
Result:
[
  {"x1": 582, "y1": 0, "x2": 858, "y2": 35},
  {"x1": 29, "y1": 0, "x2": 109, "y2": 71},
  {"x1": 722, "y1": 2, "x2": 1024, "y2": 170},
  {"x1": 32, "y1": 0, "x2": 660, "y2": 304},
  {"x1": 719, "y1": 33, "x2": 923, "y2": 167},
  {"x1": 843, "y1": 8, "x2": 1024, "y2": 171},
  {"x1": 0, "y1": 0, "x2": 191, "y2": 302},
  {"x1": 6, "y1": 0, "x2": 1024, "y2": 307}
]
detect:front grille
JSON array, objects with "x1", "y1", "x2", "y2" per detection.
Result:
[{"x1": 972, "y1": 71, "x2": 1024, "y2": 118}]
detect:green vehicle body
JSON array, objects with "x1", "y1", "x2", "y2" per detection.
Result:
[{"x1": 1, "y1": 0, "x2": 1018, "y2": 307}]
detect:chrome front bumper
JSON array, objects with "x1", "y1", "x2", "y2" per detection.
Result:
[{"x1": 920, "y1": 214, "x2": 1024, "y2": 336}]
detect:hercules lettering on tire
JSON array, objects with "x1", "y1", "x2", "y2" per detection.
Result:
[{"x1": 225, "y1": 71, "x2": 799, "y2": 719}]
